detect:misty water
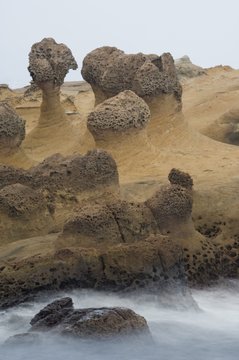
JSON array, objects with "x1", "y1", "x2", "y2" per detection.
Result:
[{"x1": 1, "y1": 281, "x2": 239, "y2": 360}]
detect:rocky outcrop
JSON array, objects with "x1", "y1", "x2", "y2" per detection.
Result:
[
  {"x1": 57, "y1": 200, "x2": 158, "y2": 249},
  {"x1": 145, "y1": 184, "x2": 193, "y2": 233},
  {"x1": 168, "y1": 168, "x2": 193, "y2": 190},
  {"x1": 0, "y1": 150, "x2": 119, "y2": 193},
  {"x1": 88, "y1": 90, "x2": 150, "y2": 137},
  {"x1": 0, "y1": 231, "x2": 187, "y2": 309},
  {"x1": 87, "y1": 90, "x2": 151, "y2": 157},
  {"x1": 10, "y1": 297, "x2": 150, "y2": 341},
  {"x1": 145, "y1": 173, "x2": 221, "y2": 286},
  {"x1": 0, "y1": 102, "x2": 33, "y2": 168},
  {"x1": 28, "y1": 149, "x2": 119, "y2": 193},
  {"x1": 175, "y1": 55, "x2": 206, "y2": 81},
  {"x1": 0, "y1": 183, "x2": 53, "y2": 244},
  {"x1": 0, "y1": 150, "x2": 119, "y2": 244},
  {"x1": 82, "y1": 47, "x2": 182, "y2": 105},
  {"x1": 82, "y1": 46, "x2": 184, "y2": 151},
  {"x1": 24, "y1": 38, "x2": 93, "y2": 161}
]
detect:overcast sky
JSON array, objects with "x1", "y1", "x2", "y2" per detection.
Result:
[{"x1": 1, "y1": 0, "x2": 238, "y2": 88}]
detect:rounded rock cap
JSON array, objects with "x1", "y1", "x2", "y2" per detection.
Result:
[
  {"x1": 87, "y1": 90, "x2": 150, "y2": 136},
  {"x1": 82, "y1": 46, "x2": 182, "y2": 101},
  {"x1": 168, "y1": 168, "x2": 193, "y2": 190},
  {"x1": 28, "y1": 37, "x2": 78, "y2": 86}
]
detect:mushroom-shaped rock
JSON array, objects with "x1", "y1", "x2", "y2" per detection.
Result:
[
  {"x1": 82, "y1": 47, "x2": 182, "y2": 104},
  {"x1": 145, "y1": 184, "x2": 193, "y2": 233},
  {"x1": 88, "y1": 90, "x2": 150, "y2": 137},
  {"x1": 145, "y1": 183, "x2": 220, "y2": 287},
  {"x1": 168, "y1": 168, "x2": 193, "y2": 190},
  {"x1": 0, "y1": 183, "x2": 53, "y2": 244},
  {"x1": 87, "y1": 91, "x2": 152, "y2": 159},
  {"x1": 0, "y1": 102, "x2": 32, "y2": 168},
  {"x1": 29, "y1": 297, "x2": 150, "y2": 340},
  {"x1": 28, "y1": 38, "x2": 77, "y2": 87},
  {"x1": 82, "y1": 47, "x2": 184, "y2": 148},
  {"x1": 25, "y1": 38, "x2": 93, "y2": 160}
]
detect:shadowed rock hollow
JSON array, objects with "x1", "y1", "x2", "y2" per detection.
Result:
[{"x1": 23, "y1": 38, "x2": 94, "y2": 161}]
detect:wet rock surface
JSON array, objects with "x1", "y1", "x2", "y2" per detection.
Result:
[{"x1": 14, "y1": 297, "x2": 151, "y2": 340}]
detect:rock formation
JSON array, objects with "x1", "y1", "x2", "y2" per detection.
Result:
[
  {"x1": 0, "y1": 183, "x2": 53, "y2": 244},
  {"x1": 175, "y1": 55, "x2": 206, "y2": 82},
  {"x1": 8, "y1": 297, "x2": 150, "y2": 341},
  {"x1": 23, "y1": 38, "x2": 94, "y2": 161},
  {"x1": 168, "y1": 168, "x2": 193, "y2": 190},
  {"x1": 57, "y1": 200, "x2": 158, "y2": 249},
  {"x1": 145, "y1": 171, "x2": 221, "y2": 285},
  {"x1": 0, "y1": 149, "x2": 119, "y2": 244},
  {"x1": 87, "y1": 90, "x2": 152, "y2": 160},
  {"x1": 0, "y1": 102, "x2": 33, "y2": 168},
  {"x1": 82, "y1": 47, "x2": 181, "y2": 104},
  {"x1": 82, "y1": 46, "x2": 184, "y2": 150}
]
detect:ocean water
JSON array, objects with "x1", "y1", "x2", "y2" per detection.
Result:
[{"x1": 1, "y1": 281, "x2": 239, "y2": 360}]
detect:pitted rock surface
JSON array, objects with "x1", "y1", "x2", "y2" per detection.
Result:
[
  {"x1": 0, "y1": 102, "x2": 25, "y2": 146},
  {"x1": 145, "y1": 184, "x2": 193, "y2": 229},
  {"x1": 0, "y1": 183, "x2": 46, "y2": 217},
  {"x1": 28, "y1": 38, "x2": 78, "y2": 86},
  {"x1": 87, "y1": 90, "x2": 150, "y2": 136},
  {"x1": 168, "y1": 168, "x2": 193, "y2": 190},
  {"x1": 82, "y1": 47, "x2": 182, "y2": 102},
  {"x1": 29, "y1": 297, "x2": 150, "y2": 340}
]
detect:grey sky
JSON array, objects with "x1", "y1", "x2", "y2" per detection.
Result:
[{"x1": 1, "y1": 0, "x2": 238, "y2": 88}]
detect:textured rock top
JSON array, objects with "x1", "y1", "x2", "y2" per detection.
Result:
[
  {"x1": 0, "y1": 102, "x2": 25, "y2": 145},
  {"x1": 87, "y1": 90, "x2": 150, "y2": 135},
  {"x1": 0, "y1": 183, "x2": 46, "y2": 217},
  {"x1": 28, "y1": 38, "x2": 78, "y2": 86},
  {"x1": 168, "y1": 168, "x2": 193, "y2": 190},
  {"x1": 82, "y1": 46, "x2": 182, "y2": 101},
  {"x1": 0, "y1": 150, "x2": 119, "y2": 192},
  {"x1": 145, "y1": 184, "x2": 193, "y2": 228},
  {"x1": 29, "y1": 297, "x2": 150, "y2": 340}
]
